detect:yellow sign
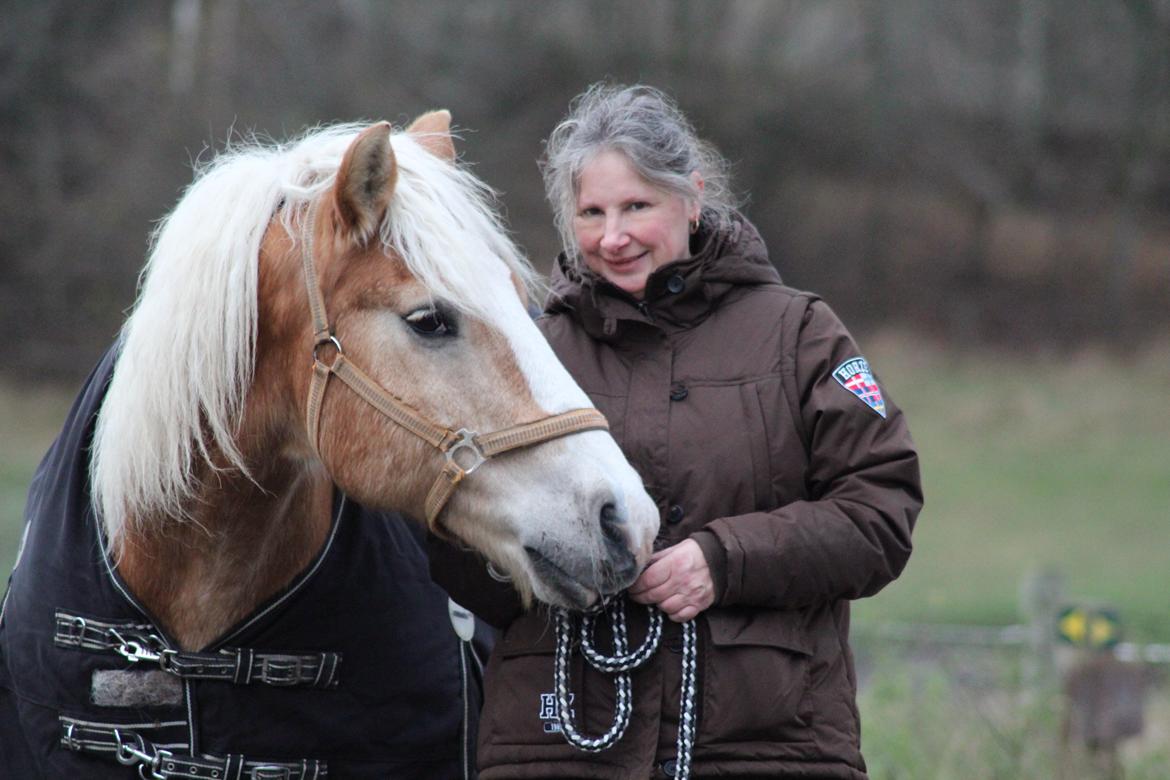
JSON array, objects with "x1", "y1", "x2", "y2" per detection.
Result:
[{"x1": 1057, "y1": 605, "x2": 1121, "y2": 649}]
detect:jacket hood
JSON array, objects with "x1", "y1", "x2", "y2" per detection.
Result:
[{"x1": 544, "y1": 212, "x2": 781, "y2": 339}]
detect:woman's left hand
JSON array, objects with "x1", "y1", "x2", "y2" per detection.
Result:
[{"x1": 628, "y1": 539, "x2": 715, "y2": 622}]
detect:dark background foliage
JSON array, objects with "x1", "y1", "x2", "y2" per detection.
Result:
[{"x1": 3, "y1": 0, "x2": 1169, "y2": 380}]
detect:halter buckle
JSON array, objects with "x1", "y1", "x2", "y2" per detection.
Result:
[{"x1": 445, "y1": 429, "x2": 486, "y2": 475}]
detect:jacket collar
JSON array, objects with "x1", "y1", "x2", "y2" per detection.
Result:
[{"x1": 545, "y1": 213, "x2": 781, "y2": 341}]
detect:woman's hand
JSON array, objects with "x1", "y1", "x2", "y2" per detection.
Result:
[{"x1": 628, "y1": 539, "x2": 715, "y2": 622}]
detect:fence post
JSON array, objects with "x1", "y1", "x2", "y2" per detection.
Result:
[{"x1": 1020, "y1": 567, "x2": 1064, "y2": 690}]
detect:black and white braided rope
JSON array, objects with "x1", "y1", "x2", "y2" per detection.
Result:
[{"x1": 554, "y1": 597, "x2": 698, "y2": 779}]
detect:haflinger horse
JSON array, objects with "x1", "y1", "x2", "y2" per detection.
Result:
[{"x1": 0, "y1": 114, "x2": 659, "y2": 779}]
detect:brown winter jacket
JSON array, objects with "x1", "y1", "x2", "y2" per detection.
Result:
[{"x1": 429, "y1": 215, "x2": 922, "y2": 779}]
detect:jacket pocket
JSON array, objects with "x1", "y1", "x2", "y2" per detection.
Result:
[
  {"x1": 754, "y1": 377, "x2": 809, "y2": 506},
  {"x1": 698, "y1": 609, "x2": 814, "y2": 745},
  {"x1": 739, "y1": 382, "x2": 776, "y2": 512},
  {"x1": 482, "y1": 618, "x2": 587, "y2": 748}
]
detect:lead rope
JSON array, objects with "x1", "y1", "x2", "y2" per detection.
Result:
[{"x1": 554, "y1": 598, "x2": 698, "y2": 779}]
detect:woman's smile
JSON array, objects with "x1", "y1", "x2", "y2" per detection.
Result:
[{"x1": 573, "y1": 150, "x2": 698, "y2": 298}]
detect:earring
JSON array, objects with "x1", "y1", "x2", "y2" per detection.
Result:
[{"x1": 689, "y1": 218, "x2": 699, "y2": 234}]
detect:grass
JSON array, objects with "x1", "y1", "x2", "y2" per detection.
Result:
[
  {"x1": 857, "y1": 643, "x2": 1170, "y2": 779},
  {"x1": 0, "y1": 381, "x2": 75, "y2": 573},
  {"x1": 855, "y1": 335, "x2": 1170, "y2": 643},
  {"x1": 849, "y1": 336, "x2": 1170, "y2": 778}
]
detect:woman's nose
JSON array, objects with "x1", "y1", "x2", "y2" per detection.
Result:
[{"x1": 599, "y1": 214, "x2": 628, "y2": 253}]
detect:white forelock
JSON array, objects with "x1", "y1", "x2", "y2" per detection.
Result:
[{"x1": 92, "y1": 123, "x2": 538, "y2": 544}]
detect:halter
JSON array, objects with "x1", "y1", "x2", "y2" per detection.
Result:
[
  {"x1": 554, "y1": 600, "x2": 698, "y2": 779},
  {"x1": 299, "y1": 200, "x2": 609, "y2": 535}
]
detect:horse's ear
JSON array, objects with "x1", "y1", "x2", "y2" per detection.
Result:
[
  {"x1": 333, "y1": 121, "x2": 396, "y2": 244},
  {"x1": 407, "y1": 109, "x2": 456, "y2": 162}
]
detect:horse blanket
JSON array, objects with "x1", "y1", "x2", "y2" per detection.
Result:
[{"x1": 0, "y1": 346, "x2": 491, "y2": 779}]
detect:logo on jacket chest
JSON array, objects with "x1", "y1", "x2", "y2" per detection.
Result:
[
  {"x1": 539, "y1": 692, "x2": 575, "y2": 733},
  {"x1": 833, "y1": 356, "x2": 887, "y2": 418}
]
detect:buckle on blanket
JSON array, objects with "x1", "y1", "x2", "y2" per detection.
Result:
[
  {"x1": 259, "y1": 655, "x2": 305, "y2": 686},
  {"x1": 253, "y1": 767, "x2": 293, "y2": 780},
  {"x1": 114, "y1": 729, "x2": 173, "y2": 779},
  {"x1": 62, "y1": 721, "x2": 80, "y2": 751},
  {"x1": 108, "y1": 627, "x2": 177, "y2": 670}
]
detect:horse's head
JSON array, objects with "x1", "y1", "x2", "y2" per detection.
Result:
[{"x1": 255, "y1": 117, "x2": 658, "y2": 609}]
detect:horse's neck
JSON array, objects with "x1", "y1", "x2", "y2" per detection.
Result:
[{"x1": 115, "y1": 459, "x2": 334, "y2": 651}]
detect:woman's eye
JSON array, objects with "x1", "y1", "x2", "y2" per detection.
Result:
[
  {"x1": 628, "y1": 201, "x2": 649, "y2": 211},
  {"x1": 404, "y1": 307, "x2": 453, "y2": 337}
]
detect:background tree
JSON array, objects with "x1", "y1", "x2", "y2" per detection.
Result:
[{"x1": 2, "y1": 0, "x2": 1168, "y2": 379}]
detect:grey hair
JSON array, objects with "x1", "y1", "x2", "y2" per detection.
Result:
[{"x1": 540, "y1": 83, "x2": 737, "y2": 268}]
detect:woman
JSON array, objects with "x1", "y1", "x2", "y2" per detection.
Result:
[{"x1": 431, "y1": 84, "x2": 922, "y2": 779}]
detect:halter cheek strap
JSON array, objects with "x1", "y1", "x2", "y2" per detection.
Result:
[{"x1": 299, "y1": 200, "x2": 609, "y2": 536}]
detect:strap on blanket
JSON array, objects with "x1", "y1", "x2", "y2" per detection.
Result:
[
  {"x1": 60, "y1": 716, "x2": 327, "y2": 780},
  {"x1": 55, "y1": 610, "x2": 341, "y2": 689}
]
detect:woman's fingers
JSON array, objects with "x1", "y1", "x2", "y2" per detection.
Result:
[
  {"x1": 629, "y1": 556, "x2": 672, "y2": 596},
  {"x1": 627, "y1": 540, "x2": 714, "y2": 619}
]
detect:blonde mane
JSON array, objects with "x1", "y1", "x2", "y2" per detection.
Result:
[{"x1": 92, "y1": 123, "x2": 537, "y2": 545}]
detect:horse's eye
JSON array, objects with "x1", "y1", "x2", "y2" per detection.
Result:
[{"x1": 404, "y1": 307, "x2": 454, "y2": 337}]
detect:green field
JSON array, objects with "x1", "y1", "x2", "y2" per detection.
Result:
[
  {"x1": 0, "y1": 382, "x2": 76, "y2": 573},
  {"x1": 853, "y1": 336, "x2": 1170, "y2": 643}
]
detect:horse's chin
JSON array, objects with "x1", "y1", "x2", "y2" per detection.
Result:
[
  {"x1": 533, "y1": 577, "x2": 599, "y2": 612},
  {"x1": 524, "y1": 545, "x2": 636, "y2": 612}
]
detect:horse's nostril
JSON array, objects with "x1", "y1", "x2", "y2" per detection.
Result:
[
  {"x1": 599, "y1": 502, "x2": 624, "y2": 545},
  {"x1": 598, "y1": 499, "x2": 636, "y2": 591}
]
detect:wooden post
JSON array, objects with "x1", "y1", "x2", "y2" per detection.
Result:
[{"x1": 1020, "y1": 567, "x2": 1064, "y2": 691}]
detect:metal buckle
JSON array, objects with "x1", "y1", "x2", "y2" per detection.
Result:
[
  {"x1": 445, "y1": 429, "x2": 486, "y2": 475},
  {"x1": 141, "y1": 749, "x2": 173, "y2": 780},
  {"x1": 110, "y1": 630, "x2": 172, "y2": 667},
  {"x1": 252, "y1": 766, "x2": 292, "y2": 780},
  {"x1": 114, "y1": 729, "x2": 152, "y2": 766},
  {"x1": 62, "y1": 721, "x2": 80, "y2": 750},
  {"x1": 68, "y1": 615, "x2": 89, "y2": 643},
  {"x1": 114, "y1": 639, "x2": 163, "y2": 664},
  {"x1": 259, "y1": 655, "x2": 305, "y2": 687}
]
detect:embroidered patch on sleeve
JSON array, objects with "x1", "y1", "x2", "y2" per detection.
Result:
[{"x1": 833, "y1": 356, "x2": 887, "y2": 418}]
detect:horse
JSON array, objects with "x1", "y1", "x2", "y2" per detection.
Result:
[{"x1": 0, "y1": 114, "x2": 659, "y2": 779}]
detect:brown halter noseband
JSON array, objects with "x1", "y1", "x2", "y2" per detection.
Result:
[{"x1": 299, "y1": 200, "x2": 609, "y2": 536}]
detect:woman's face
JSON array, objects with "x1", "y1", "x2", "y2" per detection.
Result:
[{"x1": 572, "y1": 150, "x2": 699, "y2": 299}]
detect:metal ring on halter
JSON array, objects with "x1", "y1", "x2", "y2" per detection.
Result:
[
  {"x1": 312, "y1": 334, "x2": 344, "y2": 368},
  {"x1": 445, "y1": 429, "x2": 487, "y2": 474}
]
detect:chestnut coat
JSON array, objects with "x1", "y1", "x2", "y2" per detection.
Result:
[{"x1": 431, "y1": 215, "x2": 922, "y2": 779}]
